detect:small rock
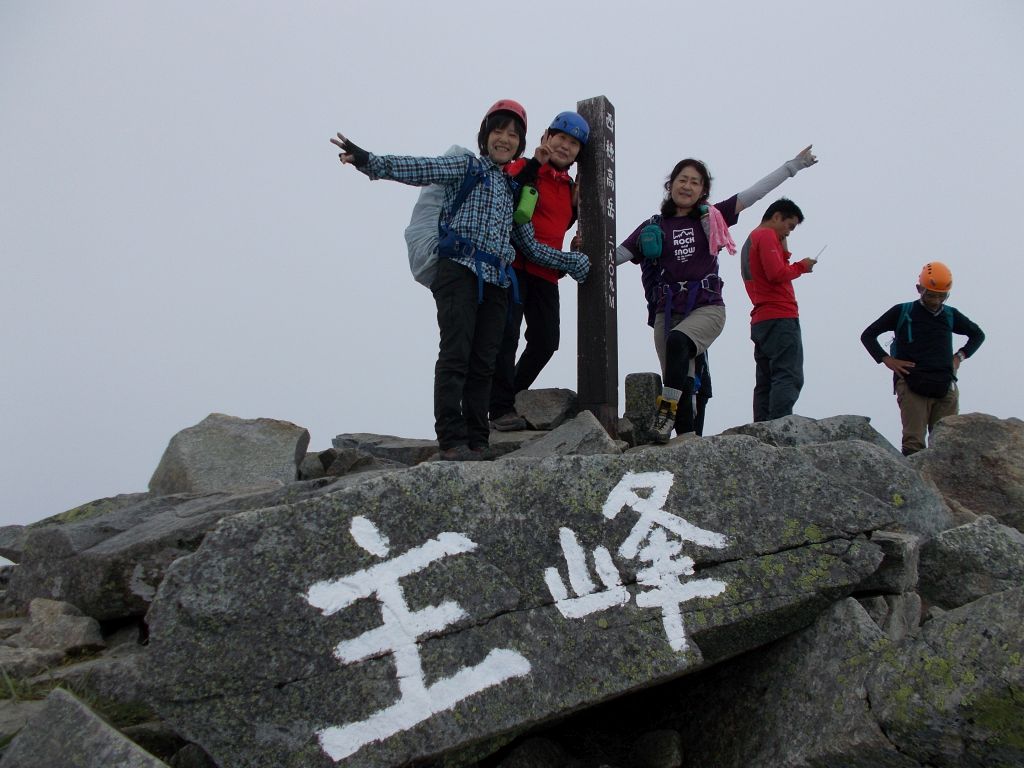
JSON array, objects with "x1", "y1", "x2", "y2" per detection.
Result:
[
  {"x1": 332, "y1": 433, "x2": 434, "y2": 466},
  {"x1": 8, "y1": 598, "x2": 104, "y2": 654},
  {"x1": 623, "y1": 373, "x2": 662, "y2": 445},
  {"x1": 501, "y1": 411, "x2": 620, "y2": 458},
  {"x1": 0, "y1": 646, "x2": 64, "y2": 678},
  {"x1": 516, "y1": 388, "x2": 578, "y2": 430},
  {"x1": 857, "y1": 531, "x2": 921, "y2": 594}
]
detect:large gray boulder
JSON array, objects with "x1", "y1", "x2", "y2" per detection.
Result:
[
  {"x1": 918, "y1": 515, "x2": 1024, "y2": 609},
  {"x1": 6, "y1": 478, "x2": 350, "y2": 620},
  {"x1": 652, "y1": 589, "x2": 1024, "y2": 767},
  {"x1": 0, "y1": 493, "x2": 150, "y2": 564},
  {"x1": 149, "y1": 413, "x2": 309, "y2": 496},
  {"x1": 0, "y1": 687, "x2": 169, "y2": 768},
  {"x1": 795, "y1": 439, "x2": 952, "y2": 536},
  {"x1": 724, "y1": 414, "x2": 900, "y2": 455},
  {"x1": 865, "y1": 587, "x2": 1024, "y2": 766},
  {"x1": 908, "y1": 413, "x2": 1024, "y2": 532},
  {"x1": 145, "y1": 434, "x2": 896, "y2": 768},
  {"x1": 671, "y1": 598, "x2": 915, "y2": 767}
]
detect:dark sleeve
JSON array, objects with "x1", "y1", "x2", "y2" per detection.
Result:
[
  {"x1": 860, "y1": 305, "x2": 902, "y2": 363},
  {"x1": 952, "y1": 309, "x2": 985, "y2": 358},
  {"x1": 713, "y1": 194, "x2": 740, "y2": 227},
  {"x1": 508, "y1": 158, "x2": 542, "y2": 187}
]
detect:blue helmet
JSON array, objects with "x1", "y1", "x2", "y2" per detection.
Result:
[{"x1": 548, "y1": 112, "x2": 590, "y2": 145}]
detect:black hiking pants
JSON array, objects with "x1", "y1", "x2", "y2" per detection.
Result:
[
  {"x1": 432, "y1": 259, "x2": 508, "y2": 450},
  {"x1": 489, "y1": 268, "x2": 560, "y2": 418}
]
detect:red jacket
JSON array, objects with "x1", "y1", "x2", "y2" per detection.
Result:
[
  {"x1": 506, "y1": 158, "x2": 575, "y2": 283},
  {"x1": 742, "y1": 226, "x2": 809, "y2": 324}
]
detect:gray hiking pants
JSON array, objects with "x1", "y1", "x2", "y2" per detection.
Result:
[{"x1": 751, "y1": 317, "x2": 804, "y2": 422}]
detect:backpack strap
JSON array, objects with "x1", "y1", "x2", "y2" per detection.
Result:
[
  {"x1": 439, "y1": 158, "x2": 486, "y2": 234},
  {"x1": 895, "y1": 301, "x2": 953, "y2": 346},
  {"x1": 895, "y1": 301, "x2": 915, "y2": 343},
  {"x1": 437, "y1": 160, "x2": 521, "y2": 304}
]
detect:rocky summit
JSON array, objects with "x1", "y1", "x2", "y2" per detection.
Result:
[{"x1": 0, "y1": 406, "x2": 1021, "y2": 768}]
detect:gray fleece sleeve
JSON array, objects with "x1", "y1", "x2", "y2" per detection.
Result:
[
  {"x1": 736, "y1": 158, "x2": 808, "y2": 209},
  {"x1": 615, "y1": 245, "x2": 634, "y2": 266}
]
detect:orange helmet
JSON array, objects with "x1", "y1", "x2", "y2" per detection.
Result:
[{"x1": 919, "y1": 261, "x2": 953, "y2": 292}]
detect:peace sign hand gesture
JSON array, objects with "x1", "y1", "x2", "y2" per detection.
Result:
[{"x1": 330, "y1": 133, "x2": 370, "y2": 168}]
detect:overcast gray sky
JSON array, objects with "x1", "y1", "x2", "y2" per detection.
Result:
[{"x1": 2, "y1": 0, "x2": 1021, "y2": 527}]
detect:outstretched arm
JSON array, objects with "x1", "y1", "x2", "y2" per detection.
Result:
[
  {"x1": 736, "y1": 145, "x2": 818, "y2": 213},
  {"x1": 512, "y1": 223, "x2": 590, "y2": 283},
  {"x1": 328, "y1": 132, "x2": 466, "y2": 186}
]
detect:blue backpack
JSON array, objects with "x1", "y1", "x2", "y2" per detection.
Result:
[{"x1": 403, "y1": 146, "x2": 519, "y2": 302}]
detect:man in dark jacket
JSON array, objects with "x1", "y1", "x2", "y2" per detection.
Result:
[{"x1": 861, "y1": 261, "x2": 984, "y2": 455}]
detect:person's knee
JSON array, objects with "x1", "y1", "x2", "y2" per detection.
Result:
[
  {"x1": 665, "y1": 331, "x2": 696, "y2": 388},
  {"x1": 537, "y1": 326, "x2": 559, "y2": 356},
  {"x1": 667, "y1": 330, "x2": 696, "y2": 360}
]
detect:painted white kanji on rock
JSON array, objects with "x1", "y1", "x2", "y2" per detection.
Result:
[
  {"x1": 546, "y1": 471, "x2": 730, "y2": 652},
  {"x1": 543, "y1": 527, "x2": 629, "y2": 618},
  {"x1": 305, "y1": 516, "x2": 531, "y2": 762}
]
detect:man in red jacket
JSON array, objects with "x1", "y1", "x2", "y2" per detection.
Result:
[
  {"x1": 489, "y1": 111, "x2": 589, "y2": 431},
  {"x1": 740, "y1": 198, "x2": 816, "y2": 422}
]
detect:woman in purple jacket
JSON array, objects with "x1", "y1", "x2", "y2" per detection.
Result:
[{"x1": 617, "y1": 146, "x2": 818, "y2": 441}]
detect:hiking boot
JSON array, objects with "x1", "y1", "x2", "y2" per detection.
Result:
[
  {"x1": 651, "y1": 394, "x2": 679, "y2": 444},
  {"x1": 490, "y1": 412, "x2": 528, "y2": 432},
  {"x1": 435, "y1": 445, "x2": 486, "y2": 462}
]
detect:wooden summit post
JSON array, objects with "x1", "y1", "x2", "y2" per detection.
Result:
[{"x1": 575, "y1": 96, "x2": 618, "y2": 435}]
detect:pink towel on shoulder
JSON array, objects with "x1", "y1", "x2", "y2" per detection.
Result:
[{"x1": 705, "y1": 205, "x2": 736, "y2": 256}]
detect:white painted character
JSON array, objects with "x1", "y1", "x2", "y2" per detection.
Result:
[
  {"x1": 305, "y1": 516, "x2": 531, "y2": 762},
  {"x1": 546, "y1": 471, "x2": 730, "y2": 653}
]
